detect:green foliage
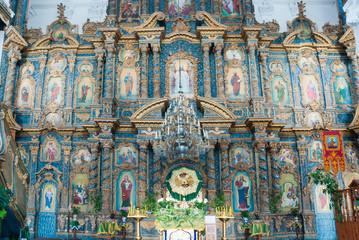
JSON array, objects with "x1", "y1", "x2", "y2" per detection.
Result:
[
  {"x1": 0, "y1": 185, "x2": 10, "y2": 220},
  {"x1": 268, "y1": 191, "x2": 282, "y2": 213},
  {"x1": 142, "y1": 191, "x2": 159, "y2": 212},
  {"x1": 241, "y1": 223, "x2": 250, "y2": 229},
  {"x1": 193, "y1": 200, "x2": 208, "y2": 210},
  {"x1": 154, "y1": 206, "x2": 206, "y2": 226},
  {"x1": 72, "y1": 207, "x2": 80, "y2": 215},
  {"x1": 158, "y1": 200, "x2": 175, "y2": 209},
  {"x1": 309, "y1": 170, "x2": 343, "y2": 221},
  {"x1": 241, "y1": 210, "x2": 250, "y2": 218},
  {"x1": 119, "y1": 208, "x2": 129, "y2": 217},
  {"x1": 291, "y1": 222, "x2": 302, "y2": 229},
  {"x1": 210, "y1": 191, "x2": 226, "y2": 209},
  {"x1": 290, "y1": 208, "x2": 300, "y2": 217},
  {"x1": 89, "y1": 192, "x2": 102, "y2": 213}
]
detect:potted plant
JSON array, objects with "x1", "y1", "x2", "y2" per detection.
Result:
[
  {"x1": 119, "y1": 208, "x2": 129, "y2": 224},
  {"x1": 70, "y1": 207, "x2": 80, "y2": 240},
  {"x1": 142, "y1": 191, "x2": 159, "y2": 213},
  {"x1": 290, "y1": 208, "x2": 300, "y2": 222},
  {"x1": 210, "y1": 191, "x2": 226, "y2": 210},
  {"x1": 241, "y1": 209, "x2": 250, "y2": 224},
  {"x1": 0, "y1": 185, "x2": 10, "y2": 233}
]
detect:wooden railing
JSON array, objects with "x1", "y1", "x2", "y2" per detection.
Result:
[{"x1": 335, "y1": 187, "x2": 359, "y2": 240}]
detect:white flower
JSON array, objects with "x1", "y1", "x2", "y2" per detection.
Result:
[
  {"x1": 204, "y1": 199, "x2": 208, "y2": 204},
  {"x1": 198, "y1": 199, "x2": 203, "y2": 203},
  {"x1": 166, "y1": 198, "x2": 171, "y2": 201},
  {"x1": 158, "y1": 198, "x2": 164, "y2": 202}
]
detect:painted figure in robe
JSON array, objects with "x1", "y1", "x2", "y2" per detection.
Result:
[
  {"x1": 223, "y1": 0, "x2": 240, "y2": 16},
  {"x1": 174, "y1": 64, "x2": 190, "y2": 93},
  {"x1": 21, "y1": 85, "x2": 29, "y2": 105},
  {"x1": 45, "y1": 187, "x2": 54, "y2": 210},
  {"x1": 124, "y1": 72, "x2": 134, "y2": 97},
  {"x1": 281, "y1": 183, "x2": 298, "y2": 208},
  {"x1": 50, "y1": 82, "x2": 60, "y2": 101},
  {"x1": 121, "y1": 175, "x2": 133, "y2": 207},
  {"x1": 79, "y1": 82, "x2": 90, "y2": 103},
  {"x1": 274, "y1": 80, "x2": 286, "y2": 103},
  {"x1": 231, "y1": 71, "x2": 242, "y2": 96},
  {"x1": 235, "y1": 176, "x2": 249, "y2": 209},
  {"x1": 312, "y1": 142, "x2": 323, "y2": 161},
  {"x1": 46, "y1": 142, "x2": 58, "y2": 161},
  {"x1": 306, "y1": 79, "x2": 318, "y2": 102}
]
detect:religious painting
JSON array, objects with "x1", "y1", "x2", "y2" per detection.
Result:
[
  {"x1": 48, "y1": 53, "x2": 67, "y2": 73},
  {"x1": 298, "y1": 53, "x2": 317, "y2": 71},
  {"x1": 21, "y1": 63, "x2": 34, "y2": 75},
  {"x1": 270, "y1": 75, "x2": 291, "y2": 105},
  {"x1": 79, "y1": 62, "x2": 94, "y2": 74},
  {"x1": 222, "y1": 0, "x2": 240, "y2": 17},
  {"x1": 116, "y1": 170, "x2": 137, "y2": 210},
  {"x1": 325, "y1": 136, "x2": 339, "y2": 150},
  {"x1": 345, "y1": 144, "x2": 359, "y2": 164},
  {"x1": 41, "y1": 183, "x2": 57, "y2": 212},
  {"x1": 72, "y1": 174, "x2": 89, "y2": 209},
  {"x1": 16, "y1": 78, "x2": 35, "y2": 109},
  {"x1": 75, "y1": 76, "x2": 95, "y2": 106},
  {"x1": 232, "y1": 171, "x2": 254, "y2": 212},
  {"x1": 330, "y1": 60, "x2": 346, "y2": 73},
  {"x1": 309, "y1": 140, "x2": 323, "y2": 162},
  {"x1": 52, "y1": 26, "x2": 67, "y2": 42},
  {"x1": 299, "y1": 74, "x2": 321, "y2": 106},
  {"x1": 166, "y1": 51, "x2": 198, "y2": 99},
  {"x1": 120, "y1": 0, "x2": 140, "y2": 20},
  {"x1": 226, "y1": 67, "x2": 247, "y2": 101},
  {"x1": 230, "y1": 146, "x2": 251, "y2": 166},
  {"x1": 269, "y1": 61, "x2": 284, "y2": 73},
  {"x1": 72, "y1": 146, "x2": 91, "y2": 167},
  {"x1": 118, "y1": 67, "x2": 138, "y2": 100},
  {"x1": 279, "y1": 173, "x2": 299, "y2": 212},
  {"x1": 115, "y1": 144, "x2": 137, "y2": 167},
  {"x1": 278, "y1": 147, "x2": 296, "y2": 167},
  {"x1": 168, "y1": 0, "x2": 192, "y2": 18},
  {"x1": 306, "y1": 112, "x2": 323, "y2": 128},
  {"x1": 119, "y1": 49, "x2": 139, "y2": 64},
  {"x1": 166, "y1": 167, "x2": 202, "y2": 201},
  {"x1": 18, "y1": 145, "x2": 29, "y2": 167},
  {"x1": 295, "y1": 24, "x2": 311, "y2": 40},
  {"x1": 41, "y1": 136, "x2": 61, "y2": 162},
  {"x1": 225, "y1": 49, "x2": 244, "y2": 62},
  {"x1": 332, "y1": 75, "x2": 352, "y2": 105},
  {"x1": 46, "y1": 76, "x2": 65, "y2": 106},
  {"x1": 314, "y1": 184, "x2": 331, "y2": 213}
]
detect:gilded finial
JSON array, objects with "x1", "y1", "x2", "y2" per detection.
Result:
[
  {"x1": 57, "y1": 3, "x2": 67, "y2": 23},
  {"x1": 297, "y1": 1, "x2": 306, "y2": 19}
]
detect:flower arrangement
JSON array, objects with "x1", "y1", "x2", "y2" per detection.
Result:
[
  {"x1": 240, "y1": 209, "x2": 250, "y2": 218},
  {"x1": 141, "y1": 191, "x2": 159, "y2": 213},
  {"x1": 193, "y1": 199, "x2": 208, "y2": 210},
  {"x1": 291, "y1": 222, "x2": 302, "y2": 229},
  {"x1": 290, "y1": 208, "x2": 300, "y2": 217},
  {"x1": 119, "y1": 208, "x2": 129, "y2": 217},
  {"x1": 210, "y1": 191, "x2": 226, "y2": 209},
  {"x1": 71, "y1": 207, "x2": 80, "y2": 215}
]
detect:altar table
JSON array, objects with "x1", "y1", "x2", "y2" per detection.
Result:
[
  {"x1": 250, "y1": 221, "x2": 269, "y2": 239},
  {"x1": 97, "y1": 222, "x2": 121, "y2": 240}
]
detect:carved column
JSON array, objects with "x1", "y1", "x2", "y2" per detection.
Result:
[
  {"x1": 137, "y1": 140, "x2": 149, "y2": 203},
  {"x1": 154, "y1": 0, "x2": 160, "y2": 11},
  {"x1": 100, "y1": 138, "x2": 114, "y2": 211},
  {"x1": 219, "y1": 139, "x2": 230, "y2": 201},
  {"x1": 94, "y1": 43, "x2": 105, "y2": 104},
  {"x1": 318, "y1": 51, "x2": 332, "y2": 108},
  {"x1": 4, "y1": 46, "x2": 21, "y2": 105},
  {"x1": 89, "y1": 142, "x2": 101, "y2": 197},
  {"x1": 207, "y1": 141, "x2": 216, "y2": 202},
  {"x1": 347, "y1": 51, "x2": 359, "y2": 100},
  {"x1": 142, "y1": 0, "x2": 148, "y2": 14},
  {"x1": 214, "y1": 43, "x2": 225, "y2": 98},
  {"x1": 213, "y1": 0, "x2": 220, "y2": 14},
  {"x1": 247, "y1": 42, "x2": 260, "y2": 97},
  {"x1": 28, "y1": 145, "x2": 39, "y2": 210},
  {"x1": 200, "y1": 0, "x2": 206, "y2": 11},
  {"x1": 254, "y1": 139, "x2": 270, "y2": 213},
  {"x1": 104, "y1": 38, "x2": 116, "y2": 98},
  {"x1": 268, "y1": 142, "x2": 280, "y2": 212},
  {"x1": 152, "y1": 44, "x2": 161, "y2": 98},
  {"x1": 297, "y1": 143, "x2": 308, "y2": 211},
  {"x1": 140, "y1": 44, "x2": 149, "y2": 98},
  {"x1": 153, "y1": 154, "x2": 162, "y2": 193},
  {"x1": 259, "y1": 51, "x2": 271, "y2": 103},
  {"x1": 35, "y1": 53, "x2": 47, "y2": 109},
  {"x1": 66, "y1": 52, "x2": 76, "y2": 108},
  {"x1": 202, "y1": 43, "x2": 211, "y2": 98},
  {"x1": 107, "y1": 0, "x2": 116, "y2": 15},
  {"x1": 287, "y1": 51, "x2": 300, "y2": 107},
  {"x1": 61, "y1": 145, "x2": 72, "y2": 209}
]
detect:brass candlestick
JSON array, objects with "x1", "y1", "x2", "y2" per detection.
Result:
[
  {"x1": 128, "y1": 207, "x2": 147, "y2": 240},
  {"x1": 216, "y1": 207, "x2": 234, "y2": 240}
]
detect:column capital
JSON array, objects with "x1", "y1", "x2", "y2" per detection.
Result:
[
  {"x1": 89, "y1": 142, "x2": 101, "y2": 152},
  {"x1": 62, "y1": 145, "x2": 72, "y2": 156},
  {"x1": 259, "y1": 51, "x2": 269, "y2": 61},
  {"x1": 202, "y1": 43, "x2": 211, "y2": 52},
  {"x1": 29, "y1": 145, "x2": 39, "y2": 155},
  {"x1": 269, "y1": 142, "x2": 280, "y2": 153},
  {"x1": 137, "y1": 139, "x2": 150, "y2": 149},
  {"x1": 214, "y1": 43, "x2": 224, "y2": 52},
  {"x1": 140, "y1": 44, "x2": 149, "y2": 53},
  {"x1": 218, "y1": 139, "x2": 230, "y2": 149},
  {"x1": 101, "y1": 138, "x2": 115, "y2": 148},
  {"x1": 151, "y1": 43, "x2": 161, "y2": 53}
]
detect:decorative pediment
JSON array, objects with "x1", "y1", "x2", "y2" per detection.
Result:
[
  {"x1": 3, "y1": 26, "x2": 28, "y2": 50},
  {"x1": 283, "y1": 30, "x2": 332, "y2": 48},
  {"x1": 134, "y1": 12, "x2": 165, "y2": 41},
  {"x1": 339, "y1": 27, "x2": 355, "y2": 49},
  {"x1": 195, "y1": 11, "x2": 227, "y2": 29},
  {"x1": 349, "y1": 105, "x2": 359, "y2": 131},
  {"x1": 131, "y1": 97, "x2": 236, "y2": 129}
]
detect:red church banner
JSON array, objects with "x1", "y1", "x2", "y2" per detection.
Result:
[{"x1": 322, "y1": 131, "x2": 345, "y2": 174}]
